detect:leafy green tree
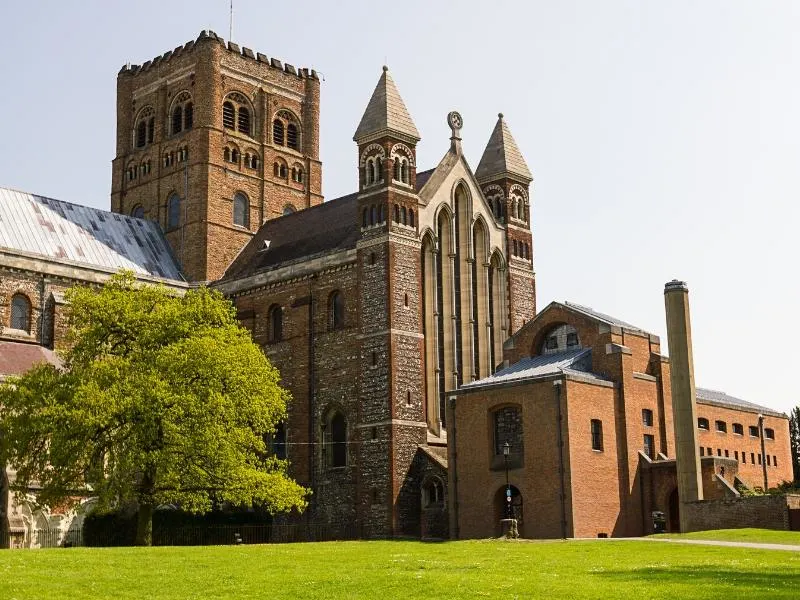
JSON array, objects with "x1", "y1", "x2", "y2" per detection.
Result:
[
  {"x1": 790, "y1": 406, "x2": 800, "y2": 484},
  {"x1": 0, "y1": 273, "x2": 307, "y2": 545}
]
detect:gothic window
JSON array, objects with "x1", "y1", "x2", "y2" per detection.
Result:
[
  {"x1": 223, "y1": 102, "x2": 235, "y2": 130},
  {"x1": 323, "y1": 410, "x2": 347, "y2": 468},
  {"x1": 134, "y1": 106, "x2": 155, "y2": 149},
  {"x1": 422, "y1": 477, "x2": 444, "y2": 507},
  {"x1": 222, "y1": 93, "x2": 253, "y2": 136},
  {"x1": 287, "y1": 123, "x2": 298, "y2": 149},
  {"x1": 268, "y1": 304, "x2": 283, "y2": 342},
  {"x1": 10, "y1": 293, "x2": 31, "y2": 332},
  {"x1": 329, "y1": 290, "x2": 345, "y2": 330},
  {"x1": 167, "y1": 193, "x2": 181, "y2": 230},
  {"x1": 233, "y1": 192, "x2": 249, "y2": 228},
  {"x1": 131, "y1": 205, "x2": 145, "y2": 219},
  {"x1": 591, "y1": 419, "x2": 604, "y2": 451},
  {"x1": 171, "y1": 90, "x2": 194, "y2": 135},
  {"x1": 283, "y1": 204, "x2": 297, "y2": 216},
  {"x1": 273, "y1": 120, "x2": 284, "y2": 145}
]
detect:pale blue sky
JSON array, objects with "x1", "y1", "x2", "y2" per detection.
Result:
[{"x1": 1, "y1": 1, "x2": 798, "y2": 412}]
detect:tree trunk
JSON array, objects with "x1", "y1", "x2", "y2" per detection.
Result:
[{"x1": 135, "y1": 502, "x2": 154, "y2": 546}]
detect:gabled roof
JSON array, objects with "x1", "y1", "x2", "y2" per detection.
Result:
[
  {"x1": 353, "y1": 67, "x2": 420, "y2": 143},
  {"x1": 0, "y1": 187, "x2": 183, "y2": 282},
  {"x1": 475, "y1": 113, "x2": 532, "y2": 183},
  {"x1": 0, "y1": 341, "x2": 61, "y2": 378},
  {"x1": 696, "y1": 388, "x2": 785, "y2": 419},
  {"x1": 221, "y1": 193, "x2": 360, "y2": 280},
  {"x1": 460, "y1": 348, "x2": 599, "y2": 390}
]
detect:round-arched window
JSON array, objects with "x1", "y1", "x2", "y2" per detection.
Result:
[
  {"x1": 10, "y1": 293, "x2": 31, "y2": 332},
  {"x1": 233, "y1": 192, "x2": 249, "y2": 228},
  {"x1": 541, "y1": 324, "x2": 580, "y2": 354}
]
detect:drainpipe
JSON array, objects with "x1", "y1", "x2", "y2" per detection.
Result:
[
  {"x1": 554, "y1": 379, "x2": 567, "y2": 539},
  {"x1": 759, "y1": 414, "x2": 768, "y2": 491}
]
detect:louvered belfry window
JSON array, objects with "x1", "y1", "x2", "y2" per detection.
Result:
[
  {"x1": 222, "y1": 102, "x2": 235, "y2": 130},
  {"x1": 273, "y1": 120, "x2": 284, "y2": 145},
  {"x1": 287, "y1": 123, "x2": 298, "y2": 149}
]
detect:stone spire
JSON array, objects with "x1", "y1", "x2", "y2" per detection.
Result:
[
  {"x1": 475, "y1": 113, "x2": 532, "y2": 184},
  {"x1": 353, "y1": 66, "x2": 420, "y2": 144}
]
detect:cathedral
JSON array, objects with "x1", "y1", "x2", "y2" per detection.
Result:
[{"x1": 0, "y1": 31, "x2": 794, "y2": 545}]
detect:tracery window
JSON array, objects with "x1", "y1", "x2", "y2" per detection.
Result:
[
  {"x1": 222, "y1": 92, "x2": 253, "y2": 136},
  {"x1": 171, "y1": 91, "x2": 193, "y2": 135},
  {"x1": 10, "y1": 293, "x2": 31, "y2": 332},
  {"x1": 493, "y1": 405, "x2": 523, "y2": 457}
]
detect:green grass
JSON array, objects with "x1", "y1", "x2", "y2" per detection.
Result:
[
  {"x1": 1, "y1": 539, "x2": 799, "y2": 599},
  {"x1": 655, "y1": 527, "x2": 800, "y2": 545}
]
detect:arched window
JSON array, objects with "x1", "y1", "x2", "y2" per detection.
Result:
[
  {"x1": 222, "y1": 102, "x2": 235, "y2": 129},
  {"x1": 224, "y1": 147, "x2": 231, "y2": 162},
  {"x1": 295, "y1": 167, "x2": 304, "y2": 183},
  {"x1": 168, "y1": 90, "x2": 192, "y2": 136},
  {"x1": 131, "y1": 205, "x2": 145, "y2": 219},
  {"x1": 393, "y1": 160, "x2": 401, "y2": 181},
  {"x1": 273, "y1": 120, "x2": 284, "y2": 145},
  {"x1": 231, "y1": 149, "x2": 239, "y2": 163},
  {"x1": 375, "y1": 157, "x2": 383, "y2": 181},
  {"x1": 245, "y1": 152, "x2": 259, "y2": 169},
  {"x1": 287, "y1": 123, "x2": 298, "y2": 149},
  {"x1": 366, "y1": 159, "x2": 374, "y2": 185},
  {"x1": 134, "y1": 106, "x2": 155, "y2": 149},
  {"x1": 172, "y1": 105, "x2": 183, "y2": 135},
  {"x1": 400, "y1": 159, "x2": 408, "y2": 183},
  {"x1": 10, "y1": 293, "x2": 31, "y2": 332},
  {"x1": 329, "y1": 291, "x2": 345, "y2": 330},
  {"x1": 268, "y1": 304, "x2": 283, "y2": 342},
  {"x1": 283, "y1": 204, "x2": 296, "y2": 216},
  {"x1": 280, "y1": 164, "x2": 287, "y2": 178},
  {"x1": 324, "y1": 410, "x2": 347, "y2": 468},
  {"x1": 167, "y1": 193, "x2": 181, "y2": 230},
  {"x1": 233, "y1": 192, "x2": 249, "y2": 228},
  {"x1": 540, "y1": 323, "x2": 580, "y2": 354},
  {"x1": 422, "y1": 477, "x2": 444, "y2": 507}
]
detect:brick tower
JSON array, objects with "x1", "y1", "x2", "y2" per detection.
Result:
[
  {"x1": 353, "y1": 67, "x2": 427, "y2": 536},
  {"x1": 111, "y1": 30, "x2": 323, "y2": 283},
  {"x1": 475, "y1": 114, "x2": 536, "y2": 332}
]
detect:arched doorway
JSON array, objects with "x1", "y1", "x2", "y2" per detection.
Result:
[
  {"x1": 494, "y1": 485, "x2": 524, "y2": 537},
  {"x1": 668, "y1": 487, "x2": 680, "y2": 533}
]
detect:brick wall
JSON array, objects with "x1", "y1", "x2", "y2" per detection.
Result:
[{"x1": 682, "y1": 495, "x2": 790, "y2": 532}]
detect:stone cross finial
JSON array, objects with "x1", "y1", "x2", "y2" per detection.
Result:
[{"x1": 448, "y1": 111, "x2": 463, "y2": 139}]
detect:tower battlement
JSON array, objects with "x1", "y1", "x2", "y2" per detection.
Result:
[{"x1": 118, "y1": 30, "x2": 319, "y2": 81}]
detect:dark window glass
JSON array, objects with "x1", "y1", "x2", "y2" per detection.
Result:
[
  {"x1": 493, "y1": 406, "x2": 523, "y2": 456},
  {"x1": 566, "y1": 332, "x2": 579, "y2": 347},
  {"x1": 329, "y1": 412, "x2": 347, "y2": 468},
  {"x1": 330, "y1": 291, "x2": 345, "y2": 330},
  {"x1": 642, "y1": 409, "x2": 653, "y2": 427},
  {"x1": 147, "y1": 118, "x2": 155, "y2": 144},
  {"x1": 10, "y1": 294, "x2": 31, "y2": 331},
  {"x1": 269, "y1": 305, "x2": 282, "y2": 342},
  {"x1": 545, "y1": 336, "x2": 558, "y2": 350},
  {"x1": 697, "y1": 418, "x2": 709, "y2": 430},
  {"x1": 749, "y1": 425, "x2": 759, "y2": 437},
  {"x1": 733, "y1": 423, "x2": 743, "y2": 435},
  {"x1": 184, "y1": 103, "x2": 193, "y2": 129},
  {"x1": 591, "y1": 419, "x2": 603, "y2": 451},
  {"x1": 136, "y1": 121, "x2": 147, "y2": 148},
  {"x1": 643, "y1": 434, "x2": 655, "y2": 459},
  {"x1": 172, "y1": 105, "x2": 183, "y2": 134},
  {"x1": 715, "y1": 420, "x2": 727, "y2": 433},
  {"x1": 167, "y1": 194, "x2": 180, "y2": 230},
  {"x1": 765, "y1": 428, "x2": 775, "y2": 440},
  {"x1": 233, "y1": 193, "x2": 249, "y2": 228}
]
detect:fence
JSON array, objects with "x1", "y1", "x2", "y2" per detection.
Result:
[{"x1": 1, "y1": 523, "x2": 362, "y2": 549}]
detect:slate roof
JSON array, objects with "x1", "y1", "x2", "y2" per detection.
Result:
[
  {"x1": 415, "y1": 168, "x2": 435, "y2": 191},
  {"x1": 696, "y1": 388, "x2": 785, "y2": 418},
  {"x1": 475, "y1": 114, "x2": 532, "y2": 183},
  {"x1": 562, "y1": 301, "x2": 648, "y2": 334},
  {"x1": 0, "y1": 341, "x2": 61, "y2": 378},
  {"x1": 0, "y1": 187, "x2": 183, "y2": 281},
  {"x1": 222, "y1": 193, "x2": 359, "y2": 280},
  {"x1": 353, "y1": 67, "x2": 420, "y2": 143},
  {"x1": 460, "y1": 348, "x2": 599, "y2": 390}
]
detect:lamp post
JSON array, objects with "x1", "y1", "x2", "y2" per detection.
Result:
[{"x1": 503, "y1": 441, "x2": 512, "y2": 519}]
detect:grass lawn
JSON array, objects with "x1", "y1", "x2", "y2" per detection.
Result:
[
  {"x1": 655, "y1": 528, "x2": 800, "y2": 546},
  {"x1": 2, "y1": 539, "x2": 800, "y2": 599}
]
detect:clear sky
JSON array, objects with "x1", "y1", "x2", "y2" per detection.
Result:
[{"x1": 1, "y1": 1, "x2": 798, "y2": 413}]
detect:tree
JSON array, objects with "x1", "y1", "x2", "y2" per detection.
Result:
[
  {"x1": 790, "y1": 406, "x2": 800, "y2": 484},
  {"x1": 0, "y1": 273, "x2": 307, "y2": 545}
]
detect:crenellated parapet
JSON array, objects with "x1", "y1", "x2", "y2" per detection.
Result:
[{"x1": 118, "y1": 30, "x2": 320, "y2": 81}]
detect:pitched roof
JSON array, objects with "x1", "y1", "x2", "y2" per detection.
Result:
[
  {"x1": 460, "y1": 348, "x2": 597, "y2": 390},
  {"x1": 561, "y1": 301, "x2": 648, "y2": 334},
  {"x1": 696, "y1": 388, "x2": 785, "y2": 418},
  {"x1": 222, "y1": 193, "x2": 360, "y2": 280},
  {"x1": 475, "y1": 114, "x2": 532, "y2": 183},
  {"x1": 0, "y1": 341, "x2": 61, "y2": 378},
  {"x1": 0, "y1": 187, "x2": 183, "y2": 281},
  {"x1": 353, "y1": 67, "x2": 420, "y2": 143}
]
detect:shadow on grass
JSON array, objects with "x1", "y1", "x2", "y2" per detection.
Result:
[{"x1": 595, "y1": 565, "x2": 800, "y2": 589}]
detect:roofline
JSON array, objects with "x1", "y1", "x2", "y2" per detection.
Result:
[
  {"x1": 695, "y1": 397, "x2": 787, "y2": 419},
  {"x1": 455, "y1": 368, "x2": 614, "y2": 395}
]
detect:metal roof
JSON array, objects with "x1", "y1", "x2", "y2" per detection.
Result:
[
  {"x1": 562, "y1": 301, "x2": 648, "y2": 334},
  {"x1": 460, "y1": 348, "x2": 596, "y2": 390},
  {"x1": 0, "y1": 187, "x2": 183, "y2": 281},
  {"x1": 696, "y1": 387, "x2": 785, "y2": 418}
]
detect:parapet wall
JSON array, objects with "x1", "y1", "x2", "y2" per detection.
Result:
[{"x1": 682, "y1": 494, "x2": 799, "y2": 532}]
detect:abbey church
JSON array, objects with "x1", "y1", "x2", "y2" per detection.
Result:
[{"x1": 1, "y1": 31, "x2": 794, "y2": 545}]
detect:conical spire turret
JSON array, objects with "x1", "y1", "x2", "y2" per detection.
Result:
[
  {"x1": 353, "y1": 66, "x2": 420, "y2": 144},
  {"x1": 475, "y1": 113, "x2": 532, "y2": 184}
]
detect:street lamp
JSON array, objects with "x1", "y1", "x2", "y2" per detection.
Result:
[{"x1": 503, "y1": 441, "x2": 512, "y2": 519}]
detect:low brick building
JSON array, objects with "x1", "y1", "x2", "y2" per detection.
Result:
[{"x1": 448, "y1": 301, "x2": 793, "y2": 538}]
